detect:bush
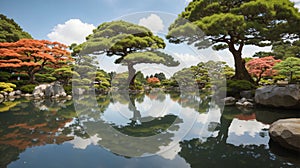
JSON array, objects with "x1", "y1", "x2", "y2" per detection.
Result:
[
  {"x1": 0, "y1": 82, "x2": 16, "y2": 93},
  {"x1": 20, "y1": 84, "x2": 37, "y2": 93},
  {"x1": 10, "y1": 80, "x2": 29, "y2": 88},
  {"x1": 10, "y1": 73, "x2": 30, "y2": 80},
  {"x1": 35, "y1": 73, "x2": 56, "y2": 83},
  {"x1": 0, "y1": 72, "x2": 11, "y2": 82},
  {"x1": 226, "y1": 80, "x2": 256, "y2": 97},
  {"x1": 63, "y1": 85, "x2": 72, "y2": 95}
]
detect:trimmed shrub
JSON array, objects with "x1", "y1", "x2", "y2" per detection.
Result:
[
  {"x1": 63, "y1": 85, "x2": 72, "y2": 95},
  {"x1": 20, "y1": 84, "x2": 37, "y2": 93},
  {"x1": 226, "y1": 80, "x2": 256, "y2": 97},
  {"x1": 0, "y1": 82, "x2": 16, "y2": 93},
  {"x1": 35, "y1": 73, "x2": 56, "y2": 83},
  {"x1": 0, "y1": 72, "x2": 11, "y2": 82}
]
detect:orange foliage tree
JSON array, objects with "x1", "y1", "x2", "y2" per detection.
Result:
[
  {"x1": 246, "y1": 56, "x2": 281, "y2": 85},
  {"x1": 147, "y1": 77, "x2": 160, "y2": 84},
  {"x1": 0, "y1": 39, "x2": 72, "y2": 83}
]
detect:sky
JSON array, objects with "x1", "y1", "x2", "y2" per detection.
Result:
[{"x1": 1, "y1": 0, "x2": 300, "y2": 74}]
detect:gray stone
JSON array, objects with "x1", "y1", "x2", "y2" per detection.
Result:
[
  {"x1": 15, "y1": 90, "x2": 22, "y2": 95},
  {"x1": 255, "y1": 84, "x2": 300, "y2": 109},
  {"x1": 8, "y1": 91, "x2": 15, "y2": 97},
  {"x1": 0, "y1": 94, "x2": 4, "y2": 99},
  {"x1": 33, "y1": 82, "x2": 66, "y2": 98},
  {"x1": 3, "y1": 92, "x2": 8, "y2": 97},
  {"x1": 239, "y1": 97, "x2": 247, "y2": 103},
  {"x1": 223, "y1": 97, "x2": 236, "y2": 106},
  {"x1": 269, "y1": 118, "x2": 300, "y2": 152},
  {"x1": 24, "y1": 93, "x2": 32, "y2": 97}
]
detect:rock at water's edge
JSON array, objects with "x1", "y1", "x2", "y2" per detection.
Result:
[
  {"x1": 269, "y1": 118, "x2": 300, "y2": 152},
  {"x1": 255, "y1": 84, "x2": 300, "y2": 109}
]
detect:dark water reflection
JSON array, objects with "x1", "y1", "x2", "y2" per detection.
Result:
[{"x1": 0, "y1": 91, "x2": 299, "y2": 168}]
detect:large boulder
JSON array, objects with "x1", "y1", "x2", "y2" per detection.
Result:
[
  {"x1": 269, "y1": 118, "x2": 300, "y2": 152},
  {"x1": 33, "y1": 82, "x2": 66, "y2": 98},
  {"x1": 255, "y1": 84, "x2": 300, "y2": 109}
]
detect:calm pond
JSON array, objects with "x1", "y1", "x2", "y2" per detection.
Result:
[{"x1": 0, "y1": 90, "x2": 300, "y2": 168}]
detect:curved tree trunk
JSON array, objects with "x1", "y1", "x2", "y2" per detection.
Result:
[
  {"x1": 228, "y1": 42, "x2": 254, "y2": 83},
  {"x1": 127, "y1": 63, "x2": 137, "y2": 87}
]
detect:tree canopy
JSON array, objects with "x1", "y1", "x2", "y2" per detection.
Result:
[
  {"x1": 0, "y1": 39, "x2": 72, "y2": 83},
  {"x1": 0, "y1": 14, "x2": 32, "y2": 42},
  {"x1": 79, "y1": 20, "x2": 178, "y2": 87},
  {"x1": 273, "y1": 57, "x2": 300, "y2": 82},
  {"x1": 167, "y1": 0, "x2": 300, "y2": 82}
]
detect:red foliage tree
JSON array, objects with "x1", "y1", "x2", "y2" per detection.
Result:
[
  {"x1": 147, "y1": 77, "x2": 160, "y2": 84},
  {"x1": 0, "y1": 39, "x2": 72, "y2": 83},
  {"x1": 246, "y1": 56, "x2": 281, "y2": 85}
]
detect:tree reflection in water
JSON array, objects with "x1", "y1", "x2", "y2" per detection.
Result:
[{"x1": 0, "y1": 92, "x2": 299, "y2": 167}]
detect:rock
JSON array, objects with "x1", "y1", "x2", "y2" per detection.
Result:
[
  {"x1": 255, "y1": 84, "x2": 300, "y2": 109},
  {"x1": 239, "y1": 97, "x2": 247, "y2": 103},
  {"x1": 66, "y1": 95, "x2": 72, "y2": 100},
  {"x1": 33, "y1": 82, "x2": 66, "y2": 98},
  {"x1": 236, "y1": 101, "x2": 254, "y2": 108},
  {"x1": 15, "y1": 90, "x2": 22, "y2": 95},
  {"x1": 223, "y1": 97, "x2": 236, "y2": 106},
  {"x1": 24, "y1": 93, "x2": 32, "y2": 97},
  {"x1": 8, "y1": 91, "x2": 15, "y2": 97},
  {"x1": 269, "y1": 118, "x2": 300, "y2": 152},
  {"x1": 0, "y1": 94, "x2": 4, "y2": 99},
  {"x1": 3, "y1": 92, "x2": 8, "y2": 97}
]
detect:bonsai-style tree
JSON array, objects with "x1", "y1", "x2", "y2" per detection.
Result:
[
  {"x1": 0, "y1": 14, "x2": 32, "y2": 42},
  {"x1": 246, "y1": 56, "x2": 281, "y2": 85},
  {"x1": 273, "y1": 57, "x2": 300, "y2": 82},
  {"x1": 167, "y1": 0, "x2": 300, "y2": 82},
  {"x1": 79, "y1": 20, "x2": 178, "y2": 87},
  {"x1": 254, "y1": 40, "x2": 300, "y2": 59},
  {"x1": 0, "y1": 39, "x2": 71, "y2": 83}
]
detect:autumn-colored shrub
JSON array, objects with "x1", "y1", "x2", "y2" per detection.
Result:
[{"x1": 246, "y1": 56, "x2": 281, "y2": 85}]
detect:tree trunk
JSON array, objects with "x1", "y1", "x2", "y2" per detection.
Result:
[
  {"x1": 127, "y1": 63, "x2": 137, "y2": 87},
  {"x1": 28, "y1": 71, "x2": 35, "y2": 84},
  {"x1": 228, "y1": 43, "x2": 254, "y2": 83}
]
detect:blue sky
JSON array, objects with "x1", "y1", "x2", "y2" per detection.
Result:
[
  {"x1": 1, "y1": 0, "x2": 299, "y2": 74},
  {"x1": 0, "y1": 0, "x2": 189, "y2": 40}
]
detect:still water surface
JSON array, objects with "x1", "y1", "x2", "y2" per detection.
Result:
[{"x1": 0, "y1": 91, "x2": 300, "y2": 168}]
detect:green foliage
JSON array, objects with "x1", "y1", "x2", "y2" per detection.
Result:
[
  {"x1": 78, "y1": 20, "x2": 175, "y2": 87},
  {"x1": 52, "y1": 66, "x2": 79, "y2": 85},
  {"x1": 154, "y1": 72, "x2": 167, "y2": 81},
  {"x1": 171, "y1": 61, "x2": 230, "y2": 89},
  {"x1": 63, "y1": 85, "x2": 72, "y2": 95},
  {"x1": 0, "y1": 72, "x2": 11, "y2": 82},
  {"x1": 226, "y1": 80, "x2": 256, "y2": 97},
  {"x1": 82, "y1": 20, "x2": 165, "y2": 56},
  {"x1": 0, "y1": 14, "x2": 32, "y2": 42},
  {"x1": 35, "y1": 73, "x2": 56, "y2": 83},
  {"x1": 20, "y1": 84, "x2": 36, "y2": 93},
  {"x1": 0, "y1": 82, "x2": 16, "y2": 93},
  {"x1": 273, "y1": 57, "x2": 300, "y2": 82},
  {"x1": 10, "y1": 73, "x2": 29, "y2": 80},
  {"x1": 168, "y1": 0, "x2": 300, "y2": 81},
  {"x1": 94, "y1": 70, "x2": 111, "y2": 90}
]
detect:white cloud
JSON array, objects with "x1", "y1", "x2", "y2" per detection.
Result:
[
  {"x1": 292, "y1": 0, "x2": 300, "y2": 10},
  {"x1": 138, "y1": 14, "x2": 164, "y2": 33},
  {"x1": 173, "y1": 53, "x2": 200, "y2": 66},
  {"x1": 47, "y1": 19, "x2": 95, "y2": 45}
]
